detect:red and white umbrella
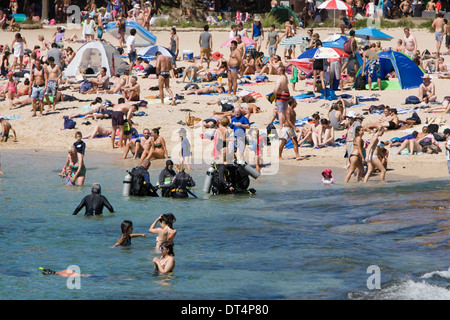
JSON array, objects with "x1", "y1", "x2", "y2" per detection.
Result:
[
  {"x1": 313, "y1": 47, "x2": 349, "y2": 59},
  {"x1": 288, "y1": 59, "x2": 313, "y2": 75},
  {"x1": 317, "y1": 0, "x2": 351, "y2": 31},
  {"x1": 220, "y1": 36, "x2": 257, "y2": 48}
]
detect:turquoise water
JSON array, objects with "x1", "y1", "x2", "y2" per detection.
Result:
[{"x1": 0, "y1": 150, "x2": 449, "y2": 300}]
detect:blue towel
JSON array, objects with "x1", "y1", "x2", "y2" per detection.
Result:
[{"x1": 292, "y1": 93, "x2": 315, "y2": 99}]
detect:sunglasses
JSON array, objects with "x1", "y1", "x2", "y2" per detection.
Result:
[{"x1": 160, "y1": 245, "x2": 167, "y2": 251}]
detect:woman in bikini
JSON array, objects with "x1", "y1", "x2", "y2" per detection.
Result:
[
  {"x1": 185, "y1": 85, "x2": 225, "y2": 95},
  {"x1": 142, "y1": 127, "x2": 169, "y2": 160},
  {"x1": 60, "y1": 145, "x2": 86, "y2": 186},
  {"x1": 1, "y1": 72, "x2": 19, "y2": 108},
  {"x1": 148, "y1": 213, "x2": 177, "y2": 253},
  {"x1": 153, "y1": 240, "x2": 175, "y2": 274},
  {"x1": 344, "y1": 126, "x2": 365, "y2": 183},
  {"x1": 364, "y1": 127, "x2": 386, "y2": 183}
]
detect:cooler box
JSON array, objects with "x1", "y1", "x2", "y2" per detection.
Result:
[{"x1": 183, "y1": 50, "x2": 193, "y2": 61}]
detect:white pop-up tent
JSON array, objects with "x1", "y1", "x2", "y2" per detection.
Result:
[{"x1": 63, "y1": 41, "x2": 128, "y2": 77}]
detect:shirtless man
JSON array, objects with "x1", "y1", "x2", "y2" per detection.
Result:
[
  {"x1": 228, "y1": 40, "x2": 242, "y2": 96},
  {"x1": 90, "y1": 67, "x2": 110, "y2": 90},
  {"x1": 432, "y1": 13, "x2": 445, "y2": 58},
  {"x1": 123, "y1": 127, "x2": 152, "y2": 159},
  {"x1": 44, "y1": 56, "x2": 62, "y2": 112},
  {"x1": 403, "y1": 27, "x2": 417, "y2": 59},
  {"x1": 280, "y1": 20, "x2": 296, "y2": 58},
  {"x1": 136, "y1": 8, "x2": 145, "y2": 27},
  {"x1": 122, "y1": 75, "x2": 140, "y2": 101},
  {"x1": 111, "y1": 98, "x2": 138, "y2": 149},
  {"x1": 400, "y1": 0, "x2": 411, "y2": 17},
  {"x1": 30, "y1": 59, "x2": 46, "y2": 117},
  {"x1": 273, "y1": 66, "x2": 295, "y2": 133},
  {"x1": 236, "y1": 35, "x2": 246, "y2": 59},
  {"x1": 279, "y1": 98, "x2": 305, "y2": 161},
  {"x1": 0, "y1": 116, "x2": 17, "y2": 142},
  {"x1": 156, "y1": 51, "x2": 176, "y2": 106},
  {"x1": 418, "y1": 74, "x2": 437, "y2": 103},
  {"x1": 445, "y1": 19, "x2": 450, "y2": 56}
]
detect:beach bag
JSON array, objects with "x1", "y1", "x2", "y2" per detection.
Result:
[
  {"x1": 343, "y1": 38, "x2": 353, "y2": 54},
  {"x1": 405, "y1": 95, "x2": 420, "y2": 104},
  {"x1": 355, "y1": 74, "x2": 366, "y2": 90},
  {"x1": 79, "y1": 80, "x2": 93, "y2": 93},
  {"x1": 185, "y1": 113, "x2": 201, "y2": 127},
  {"x1": 63, "y1": 117, "x2": 76, "y2": 130},
  {"x1": 319, "y1": 88, "x2": 337, "y2": 101},
  {"x1": 406, "y1": 112, "x2": 421, "y2": 124},
  {"x1": 433, "y1": 132, "x2": 445, "y2": 141},
  {"x1": 427, "y1": 124, "x2": 439, "y2": 134},
  {"x1": 255, "y1": 75, "x2": 268, "y2": 83}
]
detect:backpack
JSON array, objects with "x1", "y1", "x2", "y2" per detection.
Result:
[
  {"x1": 427, "y1": 123, "x2": 439, "y2": 134},
  {"x1": 255, "y1": 74, "x2": 268, "y2": 83},
  {"x1": 406, "y1": 112, "x2": 421, "y2": 124},
  {"x1": 405, "y1": 95, "x2": 421, "y2": 104},
  {"x1": 354, "y1": 74, "x2": 366, "y2": 90},
  {"x1": 63, "y1": 117, "x2": 76, "y2": 129},
  {"x1": 343, "y1": 38, "x2": 353, "y2": 54}
]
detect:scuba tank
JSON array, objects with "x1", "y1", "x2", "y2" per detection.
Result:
[
  {"x1": 203, "y1": 165, "x2": 216, "y2": 194},
  {"x1": 122, "y1": 171, "x2": 132, "y2": 196},
  {"x1": 237, "y1": 160, "x2": 260, "y2": 179}
]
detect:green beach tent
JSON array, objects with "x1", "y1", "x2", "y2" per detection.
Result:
[{"x1": 268, "y1": 5, "x2": 300, "y2": 26}]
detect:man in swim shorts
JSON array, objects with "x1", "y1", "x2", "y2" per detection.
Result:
[
  {"x1": 44, "y1": 56, "x2": 62, "y2": 112},
  {"x1": 273, "y1": 66, "x2": 295, "y2": 132},
  {"x1": 279, "y1": 98, "x2": 305, "y2": 161},
  {"x1": 156, "y1": 51, "x2": 176, "y2": 106},
  {"x1": 432, "y1": 13, "x2": 445, "y2": 58},
  {"x1": 228, "y1": 40, "x2": 242, "y2": 96}
]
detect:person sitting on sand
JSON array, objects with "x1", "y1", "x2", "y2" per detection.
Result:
[
  {"x1": 259, "y1": 54, "x2": 283, "y2": 75},
  {"x1": 0, "y1": 116, "x2": 18, "y2": 142},
  {"x1": 418, "y1": 74, "x2": 437, "y2": 103},
  {"x1": 141, "y1": 127, "x2": 169, "y2": 160},
  {"x1": 364, "y1": 106, "x2": 399, "y2": 132},
  {"x1": 297, "y1": 113, "x2": 321, "y2": 147},
  {"x1": 328, "y1": 101, "x2": 347, "y2": 131},
  {"x1": 394, "y1": 126, "x2": 439, "y2": 155},
  {"x1": 424, "y1": 96, "x2": 450, "y2": 113},
  {"x1": 185, "y1": 85, "x2": 226, "y2": 95},
  {"x1": 312, "y1": 118, "x2": 335, "y2": 148},
  {"x1": 181, "y1": 58, "x2": 204, "y2": 83},
  {"x1": 213, "y1": 102, "x2": 261, "y2": 121},
  {"x1": 97, "y1": 77, "x2": 127, "y2": 94},
  {"x1": 121, "y1": 75, "x2": 140, "y2": 101}
]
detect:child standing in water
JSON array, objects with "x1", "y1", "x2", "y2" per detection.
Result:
[
  {"x1": 113, "y1": 220, "x2": 146, "y2": 247},
  {"x1": 322, "y1": 168, "x2": 334, "y2": 185}
]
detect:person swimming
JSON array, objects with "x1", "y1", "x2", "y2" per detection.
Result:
[
  {"x1": 148, "y1": 213, "x2": 177, "y2": 252},
  {"x1": 113, "y1": 220, "x2": 146, "y2": 247}
]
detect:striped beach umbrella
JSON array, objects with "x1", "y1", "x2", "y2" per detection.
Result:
[
  {"x1": 288, "y1": 59, "x2": 313, "y2": 75},
  {"x1": 220, "y1": 36, "x2": 257, "y2": 48},
  {"x1": 317, "y1": 0, "x2": 351, "y2": 31},
  {"x1": 313, "y1": 47, "x2": 349, "y2": 59},
  {"x1": 280, "y1": 35, "x2": 310, "y2": 46}
]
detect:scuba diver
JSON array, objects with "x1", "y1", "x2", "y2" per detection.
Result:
[
  {"x1": 158, "y1": 160, "x2": 176, "y2": 197},
  {"x1": 204, "y1": 161, "x2": 258, "y2": 196},
  {"x1": 126, "y1": 159, "x2": 159, "y2": 197},
  {"x1": 72, "y1": 183, "x2": 115, "y2": 216},
  {"x1": 160, "y1": 163, "x2": 196, "y2": 198}
]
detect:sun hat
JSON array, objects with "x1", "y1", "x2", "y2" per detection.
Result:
[
  {"x1": 345, "y1": 111, "x2": 357, "y2": 118},
  {"x1": 178, "y1": 128, "x2": 187, "y2": 137},
  {"x1": 254, "y1": 16, "x2": 260, "y2": 21},
  {"x1": 322, "y1": 169, "x2": 332, "y2": 178},
  {"x1": 211, "y1": 52, "x2": 224, "y2": 61}
]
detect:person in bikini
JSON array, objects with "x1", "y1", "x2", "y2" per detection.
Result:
[
  {"x1": 344, "y1": 126, "x2": 365, "y2": 183},
  {"x1": 148, "y1": 213, "x2": 177, "y2": 253},
  {"x1": 185, "y1": 85, "x2": 226, "y2": 95},
  {"x1": 142, "y1": 127, "x2": 169, "y2": 160},
  {"x1": 156, "y1": 51, "x2": 176, "y2": 106}
]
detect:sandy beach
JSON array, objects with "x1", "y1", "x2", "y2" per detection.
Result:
[{"x1": 0, "y1": 25, "x2": 449, "y2": 180}]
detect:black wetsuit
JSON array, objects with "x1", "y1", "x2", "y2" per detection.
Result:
[
  {"x1": 212, "y1": 164, "x2": 253, "y2": 195},
  {"x1": 164, "y1": 171, "x2": 196, "y2": 198},
  {"x1": 73, "y1": 193, "x2": 114, "y2": 216},
  {"x1": 158, "y1": 167, "x2": 176, "y2": 197}
]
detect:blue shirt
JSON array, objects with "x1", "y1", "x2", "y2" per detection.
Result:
[
  {"x1": 230, "y1": 115, "x2": 250, "y2": 135},
  {"x1": 253, "y1": 22, "x2": 262, "y2": 38}
]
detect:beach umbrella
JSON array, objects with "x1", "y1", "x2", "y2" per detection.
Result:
[
  {"x1": 280, "y1": 35, "x2": 310, "y2": 46},
  {"x1": 322, "y1": 35, "x2": 348, "y2": 49},
  {"x1": 288, "y1": 59, "x2": 313, "y2": 75},
  {"x1": 317, "y1": 0, "x2": 351, "y2": 32},
  {"x1": 353, "y1": 27, "x2": 394, "y2": 41},
  {"x1": 313, "y1": 47, "x2": 349, "y2": 59},
  {"x1": 220, "y1": 36, "x2": 257, "y2": 48},
  {"x1": 298, "y1": 47, "x2": 349, "y2": 60},
  {"x1": 137, "y1": 45, "x2": 175, "y2": 59}
]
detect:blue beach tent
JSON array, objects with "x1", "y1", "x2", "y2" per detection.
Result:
[
  {"x1": 322, "y1": 36, "x2": 348, "y2": 49},
  {"x1": 356, "y1": 50, "x2": 424, "y2": 90}
]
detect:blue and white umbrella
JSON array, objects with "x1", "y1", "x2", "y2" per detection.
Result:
[
  {"x1": 353, "y1": 27, "x2": 394, "y2": 41},
  {"x1": 280, "y1": 35, "x2": 310, "y2": 46},
  {"x1": 137, "y1": 45, "x2": 175, "y2": 59}
]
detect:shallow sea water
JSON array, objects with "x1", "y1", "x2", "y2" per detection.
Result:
[{"x1": 0, "y1": 150, "x2": 449, "y2": 300}]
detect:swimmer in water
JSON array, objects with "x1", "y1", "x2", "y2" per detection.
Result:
[
  {"x1": 148, "y1": 213, "x2": 177, "y2": 252},
  {"x1": 321, "y1": 168, "x2": 334, "y2": 185},
  {"x1": 153, "y1": 239, "x2": 175, "y2": 274},
  {"x1": 113, "y1": 220, "x2": 146, "y2": 247},
  {"x1": 39, "y1": 267, "x2": 90, "y2": 277},
  {"x1": 72, "y1": 184, "x2": 114, "y2": 216}
]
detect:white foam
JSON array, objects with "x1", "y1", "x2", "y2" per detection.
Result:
[
  {"x1": 349, "y1": 280, "x2": 450, "y2": 300},
  {"x1": 421, "y1": 268, "x2": 450, "y2": 279}
]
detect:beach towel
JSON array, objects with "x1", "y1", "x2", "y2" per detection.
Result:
[
  {"x1": 273, "y1": 116, "x2": 311, "y2": 127},
  {"x1": 4, "y1": 115, "x2": 22, "y2": 121},
  {"x1": 293, "y1": 93, "x2": 315, "y2": 100}
]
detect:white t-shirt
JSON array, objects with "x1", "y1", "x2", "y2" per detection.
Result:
[{"x1": 126, "y1": 35, "x2": 136, "y2": 53}]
